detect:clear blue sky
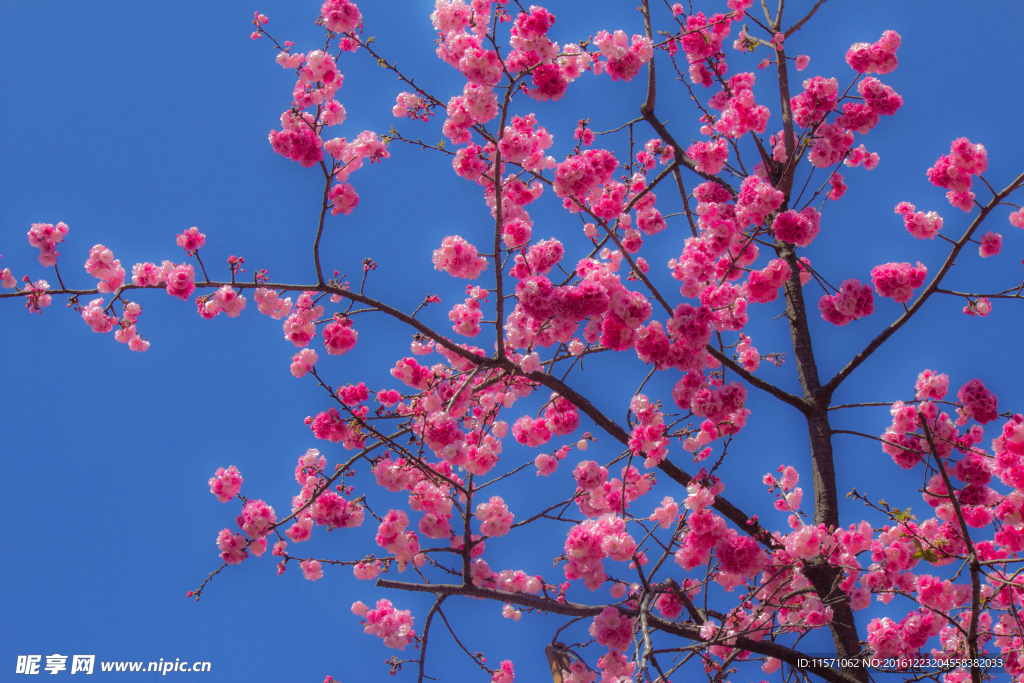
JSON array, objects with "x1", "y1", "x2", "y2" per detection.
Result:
[{"x1": 2, "y1": 0, "x2": 1023, "y2": 681}]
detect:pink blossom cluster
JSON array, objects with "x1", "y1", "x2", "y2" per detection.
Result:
[
  {"x1": 163, "y1": 262, "x2": 196, "y2": 300},
  {"x1": 915, "y1": 369, "x2": 950, "y2": 401},
  {"x1": 84, "y1": 244, "x2": 126, "y2": 293},
  {"x1": 773, "y1": 207, "x2": 821, "y2": 247},
  {"x1": 351, "y1": 598, "x2": 416, "y2": 650},
  {"x1": 282, "y1": 292, "x2": 323, "y2": 347},
  {"x1": 979, "y1": 231, "x2": 1002, "y2": 257},
  {"x1": 870, "y1": 261, "x2": 927, "y2": 303},
  {"x1": 707, "y1": 73, "x2": 770, "y2": 138},
  {"x1": 553, "y1": 148, "x2": 618, "y2": 204},
  {"x1": 321, "y1": 0, "x2": 361, "y2": 34},
  {"x1": 564, "y1": 513, "x2": 638, "y2": 590},
  {"x1": 818, "y1": 278, "x2": 874, "y2": 326},
  {"x1": 209, "y1": 466, "x2": 243, "y2": 503},
  {"x1": 199, "y1": 285, "x2": 246, "y2": 319},
  {"x1": 926, "y1": 137, "x2": 988, "y2": 211},
  {"x1": 957, "y1": 378, "x2": 999, "y2": 425},
  {"x1": 592, "y1": 30, "x2": 653, "y2": 83},
  {"x1": 27, "y1": 222, "x2": 69, "y2": 267},
  {"x1": 845, "y1": 30, "x2": 901, "y2": 74},
  {"x1": 236, "y1": 499, "x2": 277, "y2": 538},
  {"x1": 678, "y1": 11, "x2": 734, "y2": 87},
  {"x1": 735, "y1": 333, "x2": 760, "y2": 371},
  {"x1": 628, "y1": 394, "x2": 670, "y2": 467},
  {"x1": 742, "y1": 258, "x2": 790, "y2": 304},
  {"x1": 572, "y1": 462, "x2": 650, "y2": 526},
  {"x1": 686, "y1": 139, "x2": 729, "y2": 174},
  {"x1": 844, "y1": 143, "x2": 879, "y2": 170},
  {"x1": 254, "y1": 288, "x2": 293, "y2": 319},
  {"x1": 22, "y1": 279, "x2": 52, "y2": 313},
  {"x1": 307, "y1": 407, "x2": 366, "y2": 450},
  {"x1": 433, "y1": 235, "x2": 488, "y2": 279},
  {"x1": 216, "y1": 528, "x2": 249, "y2": 565},
  {"x1": 1, "y1": 258, "x2": 15, "y2": 289},
  {"x1": 474, "y1": 496, "x2": 513, "y2": 537},
  {"x1": 290, "y1": 348, "x2": 318, "y2": 377},
  {"x1": 392, "y1": 91, "x2": 432, "y2": 121},
  {"x1": 264, "y1": 7, "x2": 388, "y2": 220},
  {"x1": 80, "y1": 298, "x2": 118, "y2": 334},
  {"x1": 894, "y1": 201, "x2": 943, "y2": 240},
  {"x1": 649, "y1": 496, "x2": 679, "y2": 529},
  {"x1": 113, "y1": 301, "x2": 150, "y2": 351},
  {"x1": 589, "y1": 607, "x2": 634, "y2": 652},
  {"x1": 375, "y1": 509, "x2": 422, "y2": 569},
  {"x1": 322, "y1": 314, "x2": 358, "y2": 354},
  {"x1": 175, "y1": 227, "x2": 205, "y2": 254}
]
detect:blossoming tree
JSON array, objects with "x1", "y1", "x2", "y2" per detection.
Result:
[{"x1": 4, "y1": 1, "x2": 1024, "y2": 682}]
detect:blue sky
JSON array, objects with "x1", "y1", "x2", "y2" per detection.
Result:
[{"x1": 2, "y1": 0, "x2": 1023, "y2": 681}]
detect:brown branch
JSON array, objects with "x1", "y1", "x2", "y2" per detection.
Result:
[{"x1": 823, "y1": 171, "x2": 1024, "y2": 396}]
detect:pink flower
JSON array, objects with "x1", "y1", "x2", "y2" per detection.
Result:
[
  {"x1": 795, "y1": 54, "x2": 810, "y2": 70},
  {"x1": 23, "y1": 279, "x2": 52, "y2": 313},
  {"x1": 290, "y1": 348, "x2": 319, "y2": 377},
  {"x1": 474, "y1": 496, "x2": 513, "y2": 537},
  {"x1": 491, "y1": 660, "x2": 514, "y2": 683},
  {"x1": 254, "y1": 288, "x2": 292, "y2": 319},
  {"x1": 895, "y1": 202, "x2": 943, "y2": 240},
  {"x1": 519, "y1": 352, "x2": 542, "y2": 374},
  {"x1": 715, "y1": 528, "x2": 767, "y2": 577},
  {"x1": 163, "y1": 262, "x2": 196, "y2": 300},
  {"x1": 269, "y1": 125, "x2": 323, "y2": 168},
  {"x1": 208, "y1": 466, "x2": 243, "y2": 503},
  {"x1": 593, "y1": 31, "x2": 653, "y2": 83},
  {"x1": 1009, "y1": 208, "x2": 1024, "y2": 228},
  {"x1": 202, "y1": 285, "x2": 246, "y2": 318},
  {"x1": 866, "y1": 617, "x2": 901, "y2": 657},
  {"x1": 321, "y1": 0, "x2": 361, "y2": 33},
  {"x1": 915, "y1": 370, "x2": 949, "y2": 401},
  {"x1": 963, "y1": 297, "x2": 991, "y2": 317},
  {"x1": 80, "y1": 298, "x2": 118, "y2": 333},
  {"x1": 773, "y1": 207, "x2": 821, "y2": 247},
  {"x1": 957, "y1": 378, "x2": 999, "y2": 424},
  {"x1": 736, "y1": 176, "x2": 784, "y2": 227},
  {"x1": 979, "y1": 231, "x2": 1002, "y2": 257},
  {"x1": 236, "y1": 499, "x2": 277, "y2": 538},
  {"x1": 432, "y1": 235, "x2": 487, "y2": 279},
  {"x1": 818, "y1": 279, "x2": 874, "y2": 325},
  {"x1": 858, "y1": 77, "x2": 902, "y2": 116},
  {"x1": 322, "y1": 315, "x2": 358, "y2": 355},
  {"x1": 870, "y1": 261, "x2": 927, "y2": 303},
  {"x1": 286, "y1": 518, "x2": 313, "y2": 543},
  {"x1": 300, "y1": 559, "x2": 324, "y2": 581},
  {"x1": 27, "y1": 222, "x2": 69, "y2": 267},
  {"x1": 686, "y1": 139, "x2": 729, "y2": 174},
  {"x1": 328, "y1": 183, "x2": 359, "y2": 216},
  {"x1": 792, "y1": 76, "x2": 839, "y2": 127},
  {"x1": 216, "y1": 528, "x2": 248, "y2": 565},
  {"x1": 176, "y1": 227, "x2": 206, "y2": 254},
  {"x1": 84, "y1": 244, "x2": 126, "y2": 292},
  {"x1": 589, "y1": 606, "x2": 634, "y2": 651},
  {"x1": 132, "y1": 262, "x2": 166, "y2": 287},
  {"x1": 359, "y1": 599, "x2": 416, "y2": 650},
  {"x1": 845, "y1": 30, "x2": 901, "y2": 75},
  {"x1": 353, "y1": 561, "x2": 381, "y2": 580}
]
